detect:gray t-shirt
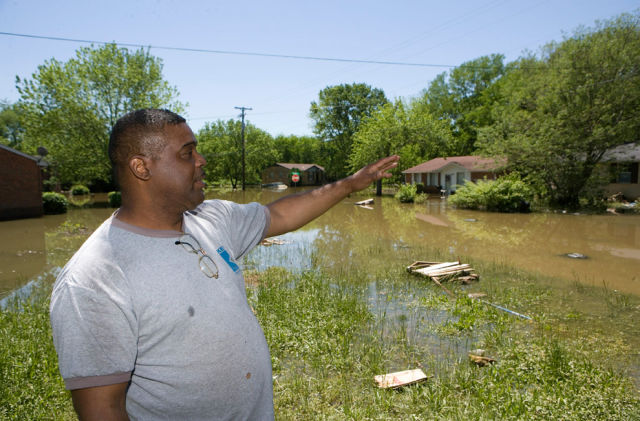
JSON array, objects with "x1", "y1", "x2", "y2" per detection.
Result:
[{"x1": 50, "y1": 200, "x2": 274, "y2": 420}]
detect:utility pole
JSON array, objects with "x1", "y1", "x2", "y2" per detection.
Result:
[{"x1": 234, "y1": 106, "x2": 252, "y2": 190}]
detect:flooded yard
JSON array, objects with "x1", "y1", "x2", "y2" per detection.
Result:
[
  {"x1": 2, "y1": 188, "x2": 639, "y2": 418},
  {"x1": 1, "y1": 188, "x2": 639, "y2": 297}
]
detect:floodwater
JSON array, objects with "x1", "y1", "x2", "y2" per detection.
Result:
[{"x1": 1, "y1": 189, "x2": 639, "y2": 298}]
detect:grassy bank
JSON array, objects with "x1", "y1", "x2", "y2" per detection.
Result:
[
  {"x1": 0, "y1": 282, "x2": 75, "y2": 420},
  {"x1": 250, "y1": 267, "x2": 640, "y2": 420},
  {"x1": 2, "y1": 265, "x2": 639, "y2": 420}
]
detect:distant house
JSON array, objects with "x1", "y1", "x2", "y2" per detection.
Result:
[
  {"x1": 262, "y1": 163, "x2": 325, "y2": 186},
  {"x1": 402, "y1": 155, "x2": 506, "y2": 195},
  {"x1": 601, "y1": 142, "x2": 640, "y2": 199},
  {"x1": 0, "y1": 144, "x2": 44, "y2": 220}
]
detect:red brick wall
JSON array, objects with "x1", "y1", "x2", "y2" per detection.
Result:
[
  {"x1": 0, "y1": 148, "x2": 43, "y2": 220},
  {"x1": 470, "y1": 171, "x2": 497, "y2": 182}
]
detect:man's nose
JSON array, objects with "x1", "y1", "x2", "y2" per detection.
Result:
[{"x1": 195, "y1": 150, "x2": 207, "y2": 166}]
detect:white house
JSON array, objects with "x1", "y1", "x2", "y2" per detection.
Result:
[
  {"x1": 601, "y1": 142, "x2": 640, "y2": 199},
  {"x1": 402, "y1": 155, "x2": 506, "y2": 195}
]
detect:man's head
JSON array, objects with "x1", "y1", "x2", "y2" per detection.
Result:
[
  {"x1": 109, "y1": 109, "x2": 207, "y2": 213},
  {"x1": 109, "y1": 108, "x2": 186, "y2": 186}
]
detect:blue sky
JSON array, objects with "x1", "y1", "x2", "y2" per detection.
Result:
[{"x1": 0, "y1": 0, "x2": 637, "y2": 137}]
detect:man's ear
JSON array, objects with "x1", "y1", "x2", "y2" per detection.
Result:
[{"x1": 128, "y1": 155, "x2": 151, "y2": 181}]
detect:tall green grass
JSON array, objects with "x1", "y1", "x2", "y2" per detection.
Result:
[
  {"x1": 250, "y1": 268, "x2": 640, "y2": 420},
  {"x1": 1, "y1": 266, "x2": 639, "y2": 420},
  {"x1": 0, "y1": 281, "x2": 75, "y2": 420}
]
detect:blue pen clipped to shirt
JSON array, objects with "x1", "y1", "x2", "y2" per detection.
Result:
[{"x1": 216, "y1": 246, "x2": 240, "y2": 272}]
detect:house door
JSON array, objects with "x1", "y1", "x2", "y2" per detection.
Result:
[{"x1": 444, "y1": 174, "x2": 452, "y2": 193}]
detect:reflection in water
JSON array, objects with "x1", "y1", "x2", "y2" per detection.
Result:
[{"x1": 1, "y1": 190, "x2": 639, "y2": 297}]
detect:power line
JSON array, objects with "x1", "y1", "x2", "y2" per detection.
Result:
[{"x1": 0, "y1": 31, "x2": 463, "y2": 69}]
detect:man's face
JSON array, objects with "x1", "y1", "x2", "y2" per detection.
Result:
[{"x1": 147, "y1": 123, "x2": 207, "y2": 212}]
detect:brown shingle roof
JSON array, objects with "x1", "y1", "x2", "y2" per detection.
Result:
[
  {"x1": 274, "y1": 163, "x2": 325, "y2": 171},
  {"x1": 402, "y1": 156, "x2": 505, "y2": 174}
]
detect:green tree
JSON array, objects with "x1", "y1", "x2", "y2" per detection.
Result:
[
  {"x1": 0, "y1": 100, "x2": 24, "y2": 148},
  {"x1": 424, "y1": 54, "x2": 506, "y2": 155},
  {"x1": 197, "y1": 119, "x2": 277, "y2": 188},
  {"x1": 479, "y1": 12, "x2": 640, "y2": 208},
  {"x1": 16, "y1": 43, "x2": 184, "y2": 186},
  {"x1": 310, "y1": 83, "x2": 388, "y2": 180},
  {"x1": 273, "y1": 134, "x2": 323, "y2": 165},
  {"x1": 350, "y1": 99, "x2": 452, "y2": 186}
]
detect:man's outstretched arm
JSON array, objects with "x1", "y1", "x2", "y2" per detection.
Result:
[
  {"x1": 70, "y1": 383, "x2": 130, "y2": 421},
  {"x1": 266, "y1": 155, "x2": 399, "y2": 237}
]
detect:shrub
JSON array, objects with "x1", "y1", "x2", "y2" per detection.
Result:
[
  {"x1": 108, "y1": 191, "x2": 122, "y2": 207},
  {"x1": 70, "y1": 184, "x2": 90, "y2": 195},
  {"x1": 414, "y1": 192, "x2": 429, "y2": 204},
  {"x1": 449, "y1": 174, "x2": 533, "y2": 212},
  {"x1": 42, "y1": 192, "x2": 68, "y2": 214},
  {"x1": 395, "y1": 183, "x2": 417, "y2": 203}
]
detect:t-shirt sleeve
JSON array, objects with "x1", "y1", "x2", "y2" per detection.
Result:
[
  {"x1": 50, "y1": 275, "x2": 138, "y2": 390},
  {"x1": 198, "y1": 200, "x2": 269, "y2": 260}
]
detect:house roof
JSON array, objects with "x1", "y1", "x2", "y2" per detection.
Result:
[
  {"x1": 0, "y1": 143, "x2": 39, "y2": 163},
  {"x1": 601, "y1": 142, "x2": 640, "y2": 162},
  {"x1": 273, "y1": 163, "x2": 325, "y2": 171},
  {"x1": 402, "y1": 155, "x2": 505, "y2": 174}
]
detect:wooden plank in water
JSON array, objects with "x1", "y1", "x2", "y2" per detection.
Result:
[
  {"x1": 413, "y1": 261, "x2": 459, "y2": 273},
  {"x1": 416, "y1": 264, "x2": 470, "y2": 276},
  {"x1": 407, "y1": 261, "x2": 440, "y2": 270},
  {"x1": 374, "y1": 368, "x2": 428, "y2": 389}
]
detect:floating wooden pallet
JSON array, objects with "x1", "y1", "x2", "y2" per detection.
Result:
[{"x1": 407, "y1": 260, "x2": 479, "y2": 283}]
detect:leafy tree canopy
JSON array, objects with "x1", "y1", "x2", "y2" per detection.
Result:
[
  {"x1": 197, "y1": 119, "x2": 277, "y2": 188},
  {"x1": 350, "y1": 99, "x2": 453, "y2": 184},
  {"x1": 273, "y1": 134, "x2": 323, "y2": 165},
  {"x1": 423, "y1": 54, "x2": 506, "y2": 155},
  {"x1": 479, "y1": 12, "x2": 640, "y2": 208},
  {"x1": 310, "y1": 83, "x2": 388, "y2": 180},
  {"x1": 16, "y1": 43, "x2": 184, "y2": 186},
  {"x1": 0, "y1": 100, "x2": 24, "y2": 148}
]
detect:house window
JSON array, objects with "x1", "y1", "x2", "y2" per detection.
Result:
[
  {"x1": 429, "y1": 173, "x2": 437, "y2": 186},
  {"x1": 456, "y1": 172, "x2": 465, "y2": 185},
  {"x1": 610, "y1": 163, "x2": 639, "y2": 184}
]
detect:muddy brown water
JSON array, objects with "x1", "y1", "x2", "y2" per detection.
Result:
[{"x1": 1, "y1": 189, "x2": 639, "y2": 298}]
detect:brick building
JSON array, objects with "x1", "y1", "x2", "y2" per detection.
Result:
[
  {"x1": 262, "y1": 163, "x2": 325, "y2": 186},
  {"x1": 0, "y1": 144, "x2": 44, "y2": 220}
]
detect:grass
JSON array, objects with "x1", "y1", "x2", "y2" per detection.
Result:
[
  {"x1": 249, "y1": 267, "x2": 640, "y2": 420},
  {"x1": 2, "y1": 262, "x2": 639, "y2": 419},
  {"x1": 0, "y1": 280, "x2": 75, "y2": 420}
]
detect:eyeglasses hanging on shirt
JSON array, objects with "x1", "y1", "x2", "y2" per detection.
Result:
[{"x1": 175, "y1": 233, "x2": 219, "y2": 278}]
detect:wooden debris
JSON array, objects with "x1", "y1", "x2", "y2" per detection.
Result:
[
  {"x1": 468, "y1": 349, "x2": 496, "y2": 367},
  {"x1": 357, "y1": 205, "x2": 374, "y2": 210},
  {"x1": 467, "y1": 292, "x2": 487, "y2": 299},
  {"x1": 355, "y1": 198, "x2": 374, "y2": 206},
  {"x1": 407, "y1": 260, "x2": 479, "y2": 283},
  {"x1": 374, "y1": 368, "x2": 428, "y2": 389},
  {"x1": 260, "y1": 238, "x2": 287, "y2": 246}
]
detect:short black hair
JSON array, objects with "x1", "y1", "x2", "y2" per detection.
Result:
[{"x1": 108, "y1": 109, "x2": 186, "y2": 187}]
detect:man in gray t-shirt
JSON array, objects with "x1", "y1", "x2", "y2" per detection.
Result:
[{"x1": 50, "y1": 108, "x2": 398, "y2": 420}]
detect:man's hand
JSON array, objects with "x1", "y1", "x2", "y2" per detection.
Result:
[
  {"x1": 266, "y1": 155, "x2": 399, "y2": 237},
  {"x1": 344, "y1": 155, "x2": 400, "y2": 193}
]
